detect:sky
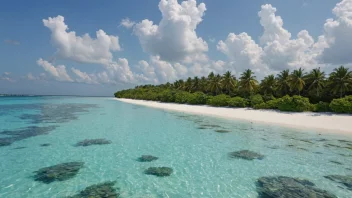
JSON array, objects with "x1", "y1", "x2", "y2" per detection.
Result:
[{"x1": 1, "y1": 0, "x2": 351, "y2": 96}]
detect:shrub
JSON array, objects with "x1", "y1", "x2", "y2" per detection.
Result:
[
  {"x1": 159, "y1": 90, "x2": 175, "y2": 102},
  {"x1": 253, "y1": 102, "x2": 270, "y2": 109},
  {"x1": 250, "y1": 94, "x2": 264, "y2": 107},
  {"x1": 262, "y1": 94, "x2": 276, "y2": 102},
  {"x1": 228, "y1": 97, "x2": 247, "y2": 107},
  {"x1": 174, "y1": 92, "x2": 190, "y2": 104},
  {"x1": 187, "y1": 92, "x2": 207, "y2": 105},
  {"x1": 206, "y1": 94, "x2": 230, "y2": 107},
  {"x1": 277, "y1": 95, "x2": 314, "y2": 112},
  {"x1": 329, "y1": 96, "x2": 352, "y2": 113},
  {"x1": 313, "y1": 101, "x2": 331, "y2": 112}
]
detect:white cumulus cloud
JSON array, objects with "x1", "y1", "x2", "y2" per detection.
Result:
[
  {"x1": 37, "y1": 58, "x2": 73, "y2": 82},
  {"x1": 319, "y1": 0, "x2": 352, "y2": 64},
  {"x1": 71, "y1": 68, "x2": 99, "y2": 84},
  {"x1": 217, "y1": 3, "x2": 334, "y2": 75},
  {"x1": 133, "y1": 0, "x2": 208, "y2": 63},
  {"x1": 120, "y1": 18, "x2": 136, "y2": 29},
  {"x1": 43, "y1": 15, "x2": 121, "y2": 65}
]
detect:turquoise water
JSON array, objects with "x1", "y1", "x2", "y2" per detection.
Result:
[{"x1": 0, "y1": 96, "x2": 351, "y2": 198}]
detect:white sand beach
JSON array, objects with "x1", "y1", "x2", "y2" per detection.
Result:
[{"x1": 116, "y1": 98, "x2": 352, "y2": 134}]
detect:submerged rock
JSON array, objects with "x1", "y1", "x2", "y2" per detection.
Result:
[
  {"x1": 19, "y1": 103, "x2": 97, "y2": 124},
  {"x1": 75, "y1": 139, "x2": 111, "y2": 147},
  {"x1": 40, "y1": 143, "x2": 51, "y2": 147},
  {"x1": 200, "y1": 124, "x2": 221, "y2": 128},
  {"x1": 197, "y1": 126, "x2": 208, "y2": 130},
  {"x1": 228, "y1": 150, "x2": 264, "y2": 160},
  {"x1": 298, "y1": 139, "x2": 314, "y2": 144},
  {"x1": 67, "y1": 181, "x2": 119, "y2": 198},
  {"x1": 267, "y1": 146, "x2": 279, "y2": 150},
  {"x1": 13, "y1": 146, "x2": 26, "y2": 150},
  {"x1": 329, "y1": 160, "x2": 343, "y2": 165},
  {"x1": 338, "y1": 140, "x2": 352, "y2": 144},
  {"x1": 33, "y1": 162, "x2": 84, "y2": 184},
  {"x1": 137, "y1": 155, "x2": 158, "y2": 162},
  {"x1": 0, "y1": 139, "x2": 12, "y2": 146},
  {"x1": 0, "y1": 126, "x2": 57, "y2": 147},
  {"x1": 324, "y1": 175, "x2": 352, "y2": 191},
  {"x1": 144, "y1": 167, "x2": 173, "y2": 177},
  {"x1": 297, "y1": 147, "x2": 309, "y2": 151},
  {"x1": 214, "y1": 129, "x2": 231, "y2": 133},
  {"x1": 257, "y1": 176, "x2": 337, "y2": 198}
]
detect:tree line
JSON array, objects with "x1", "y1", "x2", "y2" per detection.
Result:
[{"x1": 115, "y1": 66, "x2": 352, "y2": 113}]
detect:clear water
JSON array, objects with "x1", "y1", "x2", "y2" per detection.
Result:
[{"x1": 0, "y1": 96, "x2": 351, "y2": 198}]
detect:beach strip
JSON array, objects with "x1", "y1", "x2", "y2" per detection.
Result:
[{"x1": 115, "y1": 98, "x2": 352, "y2": 134}]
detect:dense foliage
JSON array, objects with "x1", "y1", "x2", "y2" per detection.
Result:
[
  {"x1": 115, "y1": 66, "x2": 352, "y2": 114},
  {"x1": 329, "y1": 96, "x2": 352, "y2": 113}
]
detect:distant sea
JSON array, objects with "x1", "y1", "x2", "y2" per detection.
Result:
[{"x1": 0, "y1": 96, "x2": 351, "y2": 197}]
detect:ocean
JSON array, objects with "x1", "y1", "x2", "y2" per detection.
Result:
[{"x1": 0, "y1": 96, "x2": 351, "y2": 197}]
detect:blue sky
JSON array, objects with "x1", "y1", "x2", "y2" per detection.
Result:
[{"x1": 1, "y1": 0, "x2": 350, "y2": 96}]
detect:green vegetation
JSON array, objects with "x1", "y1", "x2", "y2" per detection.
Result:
[{"x1": 115, "y1": 66, "x2": 352, "y2": 114}]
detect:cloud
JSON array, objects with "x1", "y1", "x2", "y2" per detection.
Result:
[
  {"x1": 4, "y1": 39, "x2": 20, "y2": 45},
  {"x1": 217, "y1": 3, "x2": 335, "y2": 75},
  {"x1": 37, "y1": 58, "x2": 73, "y2": 82},
  {"x1": 120, "y1": 18, "x2": 135, "y2": 29},
  {"x1": 1, "y1": 72, "x2": 15, "y2": 82},
  {"x1": 209, "y1": 37, "x2": 216, "y2": 43},
  {"x1": 43, "y1": 15, "x2": 121, "y2": 65},
  {"x1": 103, "y1": 58, "x2": 136, "y2": 83},
  {"x1": 135, "y1": 60, "x2": 159, "y2": 84},
  {"x1": 26, "y1": 73, "x2": 36, "y2": 80},
  {"x1": 133, "y1": 0, "x2": 208, "y2": 62},
  {"x1": 319, "y1": 0, "x2": 352, "y2": 64},
  {"x1": 71, "y1": 68, "x2": 99, "y2": 84},
  {"x1": 25, "y1": 73, "x2": 47, "y2": 81},
  {"x1": 217, "y1": 32, "x2": 266, "y2": 73},
  {"x1": 39, "y1": 15, "x2": 142, "y2": 85}
]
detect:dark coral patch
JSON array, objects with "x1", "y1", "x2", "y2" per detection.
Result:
[
  {"x1": 257, "y1": 176, "x2": 337, "y2": 198},
  {"x1": 67, "y1": 181, "x2": 119, "y2": 198},
  {"x1": 324, "y1": 175, "x2": 352, "y2": 191},
  {"x1": 144, "y1": 167, "x2": 173, "y2": 177},
  {"x1": 214, "y1": 129, "x2": 231, "y2": 133},
  {"x1": 0, "y1": 126, "x2": 57, "y2": 147},
  {"x1": 137, "y1": 155, "x2": 158, "y2": 162},
  {"x1": 75, "y1": 139, "x2": 111, "y2": 147},
  {"x1": 33, "y1": 162, "x2": 84, "y2": 184},
  {"x1": 228, "y1": 150, "x2": 264, "y2": 160}
]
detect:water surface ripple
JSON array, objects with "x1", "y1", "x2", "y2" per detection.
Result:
[{"x1": 0, "y1": 96, "x2": 351, "y2": 197}]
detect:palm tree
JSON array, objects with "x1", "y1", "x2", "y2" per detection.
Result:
[
  {"x1": 239, "y1": 69, "x2": 258, "y2": 95},
  {"x1": 199, "y1": 76, "x2": 208, "y2": 93},
  {"x1": 173, "y1": 80, "x2": 184, "y2": 90},
  {"x1": 192, "y1": 76, "x2": 200, "y2": 92},
  {"x1": 209, "y1": 74, "x2": 222, "y2": 95},
  {"x1": 288, "y1": 68, "x2": 306, "y2": 95},
  {"x1": 276, "y1": 69, "x2": 290, "y2": 96},
  {"x1": 221, "y1": 71, "x2": 237, "y2": 94},
  {"x1": 208, "y1": 72, "x2": 215, "y2": 80},
  {"x1": 305, "y1": 68, "x2": 325, "y2": 97},
  {"x1": 328, "y1": 66, "x2": 352, "y2": 98},
  {"x1": 260, "y1": 74, "x2": 276, "y2": 95},
  {"x1": 184, "y1": 77, "x2": 193, "y2": 92}
]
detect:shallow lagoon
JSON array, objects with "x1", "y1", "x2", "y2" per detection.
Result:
[{"x1": 0, "y1": 96, "x2": 351, "y2": 197}]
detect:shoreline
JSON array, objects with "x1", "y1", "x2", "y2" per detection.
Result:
[{"x1": 115, "y1": 98, "x2": 352, "y2": 134}]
